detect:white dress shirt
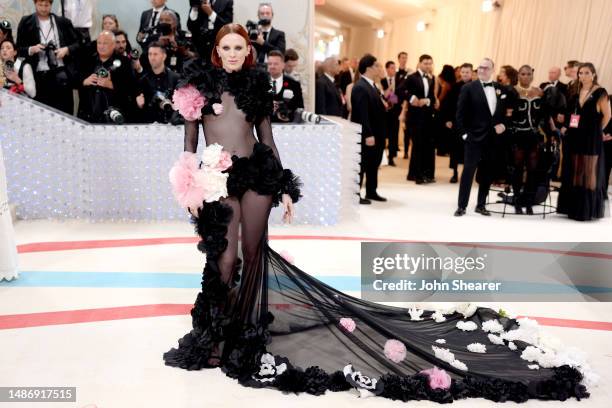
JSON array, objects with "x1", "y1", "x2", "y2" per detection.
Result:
[
  {"x1": 272, "y1": 75, "x2": 284, "y2": 94},
  {"x1": 190, "y1": 0, "x2": 218, "y2": 30},
  {"x1": 409, "y1": 68, "x2": 430, "y2": 105},
  {"x1": 31, "y1": 16, "x2": 65, "y2": 71},
  {"x1": 481, "y1": 80, "x2": 497, "y2": 115}
]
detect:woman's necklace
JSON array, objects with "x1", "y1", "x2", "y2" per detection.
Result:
[{"x1": 517, "y1": 84, "x2": 531, "y2": 97}]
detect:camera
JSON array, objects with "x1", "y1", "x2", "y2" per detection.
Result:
[
  {"x1": 190, "y1": 0, "x2": 204, "y2": 7},
  {"x1": 152, "y1": 91, "x2": 173, "y2": 112},
  {"x1": 295, "y1": 108, "x2": 321, "y2": 124},
  {"x1": 245, "y1": 20, "x2": 259, "y2": 41},
  {"x1": 128, "y1": 49, "x2": 141, "y2": 61},
  {"x1": 104, "y1": 107, "x2": 124, "y2": 124},
  {"x1": 45, "y1": 41, "x2": 58, "y2": 69},
  {"x1": 96, "y1": 67, "x2": 109, "y2": 78},
  {"x1": 0, "y1": 20, "x2": 11, "y2": 31},
  {"x1": 4, "y1": 60, "x2": 14, "y2": 71}
]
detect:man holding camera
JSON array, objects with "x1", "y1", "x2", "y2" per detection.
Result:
[
  {"x1": 137, "y1": 0, "x2": 181, "y2": 47},
  {"x1": 188, "y1": 0, "x2": 233, "y2": 62},
  {"x1": 77, "y1": 31, "x2": 136, "y2": 124},
  {"x1": 16, "y1": 0, "x2": 80, "y2": 114},
  {"x1": 251, "y1": 3, "x2": 285, "y2": 65},
  {"x1": 267, "y1": 50, "x2": 303, "y2": 123},
  {"x1": 136, "y1": 42, "x2": 180, "y2": 124}
]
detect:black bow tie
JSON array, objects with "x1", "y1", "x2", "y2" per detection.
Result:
[{"x1": 482, "y1": 82, "x2": 494, "y2": 88}]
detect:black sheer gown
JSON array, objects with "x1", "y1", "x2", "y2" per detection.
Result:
[
  {"x1": 163, "y1": 61, "x2": 590, "y2": 403},
  {"x1": 557, "y1": 87, "x2": 609, "y2": 221}
]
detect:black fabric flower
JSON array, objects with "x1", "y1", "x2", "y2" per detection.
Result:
[{"x1": 343, "y1": 364, "x2": 384, "y2": 397}]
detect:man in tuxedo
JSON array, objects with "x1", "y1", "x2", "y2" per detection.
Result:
[
  {"x1": 395, "y1": 51, "x2": 412, "y2": 88},
  {"x1": 252, "y1": 3, "x2": 285, "y2": 65},
  {"x1": 315, "y1": 57, "x2": 343, "y2": 116},
  {"x1": 351, "y1": 54, "x2": 387, "y2": 204},
  {"x1": 454, "y1": 58, "x2": 509, "y2": 217},
  {"x1": 396, "y1": 52, "x2": 411, "y2": 159},
  {"x1": 381, "y1": 61, "x2": 401, "y2": 166},
  {"x1": 267, "y1": 50, "x2": 303, "y2": 123},
  {"x1": 401, "y1": 54, "x2": 436, "y2": 184},
  {"x1": 16, "y1": 0, "x2": 80, "y2": 114},
  {"x1": 188, "y1": 0, "x2": 233, "y2": 62},
  {"x1": 137, "y1": 0, "x2": 181, "y2": 46},
  {"x1": 539, "y1": 66, "x2": 568, "y2": 95}
]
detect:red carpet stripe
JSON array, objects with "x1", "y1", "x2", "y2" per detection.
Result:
[
  {"x1": 16, "y1": 237, "x2": 612, "y2": 260},
  {"x1": 0, "y1": 304, "x2": 610, "y2": 331}
]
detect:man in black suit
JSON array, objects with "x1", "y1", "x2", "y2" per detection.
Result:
[
  {"x1": 252, "y1": 3, "x2": 285, "y2": 65},
  {"x1": 137, "y1": 0, "x2": 181, "y2": 46},
  {"x1": 454, "y1": 58, "x2": 509, "y2": 216},
  {"x1": 400, "y1": 54, "x2": 436, "y2": 184},
  {"x1": 351, "y1": 54, "x2": 387, "y2": 204},
  {"x1": 267, "y1": 50, "x2": 303, "y2": 123},
  {"x1": 16, "y1": 0, "x2": 80, "y2": 114},
  {"x1": 381, "y1": 61, "x2": 401, "y2": 166},
  {"x1": 188, "y1": 0, "x2": 233, "y2": 62},
  {"x1": 395, "y1": 51, "x2": 412, "y2": 159},
  {"x1": 315, "y1": 57, "x2": 343, "y2": 116}
]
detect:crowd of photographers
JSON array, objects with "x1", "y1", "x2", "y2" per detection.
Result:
[{"x1": 0, "y1": 0, "x2": 310, "y2": 125}]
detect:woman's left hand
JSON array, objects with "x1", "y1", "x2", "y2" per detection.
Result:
[{"x1": 282, "y1": 194, "x2": 294, "y2": 224}]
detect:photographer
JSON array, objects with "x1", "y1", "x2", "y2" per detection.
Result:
[
  {"x1": 77, "y1": 31, "x2": 137, "y2": 124},
  {"x1": 141, "y1": 10, "x2": 195, "y2": 75},
  {"x1": 187, "y1": 0, "x2": 233, "y2": 62},
  {"x1": 16, "y1": 0, "x2": 80, "y2": 114},
  {"x1": 136, "y1": 42, "x2": 179, "y2": 124},
  {"x1": 1, "y1": 40, "x2": 36, "y2": 98},
  {"x1": 114, "y1": 30, "x2": 144, "y2": 77},
  {"x1": 137, "y1": 0, "x2": 181, "y2": 47},
  {"x1": 249, "y1": 3, "x2": 285, "y2": 65},
  {"x1": 267, "y1": 50, "x2": 303, "y2": 123}
]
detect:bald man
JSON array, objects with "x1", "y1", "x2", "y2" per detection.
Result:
[
  {"x1": 539, "y1": 66, "x2": 568, "y2": 95},
  {"x1": 77, "y1": 30, "x2": 137, "y2": 123},
  {"x1": 315, "y1": 57, "x2": 344, "y2": 116}
]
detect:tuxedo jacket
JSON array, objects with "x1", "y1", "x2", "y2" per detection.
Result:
[
  {"x1": 187, "y1": 0, "x2": 233, "y2": 57},
  {"x1": 336, "y1": 70, "x2": 353, "y2": 95},
  {"x1": 350, "y1": 77, "x2": 387, "y2": 143},
  {"x1": 539, "y1": 80, "x2": 568, "y2": 96},
  {"x1": 456, "y1": 80, "x2": 508, "y2": 143},
  {"x1": 315, "y1": 74, "x2": 343, "y2": 116},
  {"x1": 401, "y1": 70, "x2": 436, "y2": 124},
  {"x1": 16, "y1": 13, "x2": 80, "y2": 77},
  {"x1": 138, "y1": 6, "x2": 182, "y2": 34},
  {"x1": 271, "y1": 74, "x2": 304, "y2": 122},
  {"x1": 253, "y1": 27, "x2": 286, "y2": 63}
]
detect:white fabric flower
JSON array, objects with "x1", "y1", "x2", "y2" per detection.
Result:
[
  {"x1": 431, "y1": 346, "x2": 456, "y2": 364},
  {"x1": 467, "y1": 343, "x2": 487, "y2": 353},
  {"x1": 528, "y1": 364, "x2": 540, "y2": 370},
  {"x1": 450, "y1": 359, "x2": 468, "y2": 371},
  {"x1": 196, "y1": 169, "x2": 228, "y2": 203},
  {"x1": 456, "y1": 321, "x2": 478, "y2": 331},
  {"x1": 408, "y1": 307, "x2": 423, "y2": 321},
  {"x1": 455, "y1": 303, "x2": 478, "y2": 318},
  {"x1": 343, "y1": 364, "x2": 383, "y2": 398},
  {"x1": 508, "y1": 342, "x2": 517, "y2": 351},
  {"x1": 435, "y1": 339, "x2": 446, "y2": 344},
  {"x1": 488, "y1": 334, "x2": 505, "y2": 345},
  {"x1": 252, "y1": 353, "x2": 288, "y2": 383},
  {"x1": 482, "y1": 319, "x2": 504, "y2": 333},
  {"x1": 201, "y1": 143, "x2": 224, "y2": 168},
  {"x1": 431, "y1": 310, "x2": 446, "y2": 323}
]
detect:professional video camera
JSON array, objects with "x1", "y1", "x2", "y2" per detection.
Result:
[
  {"x1": 104, "y1": 107, "x2": 125, "y2": 124},
  {"x1": 295, "y1": 108, "x2": 322, "y2": 124},
  {"x1": 3, "y1": 60, "x2": 14, "y2": 71},
  {"x1": 152, "y1": 91, "x2": 173, "y2": 113},
  {"x1": 44, "y1": 41, "x2": 58, "y2": 69},
  {"x1": 246, "y1": 19, "x2": 272, "y2": 42},
  {"x1": 128, "y1": 49, "x2": 141, "y2": 61},
  {"x1": 95, "y1": 59, "x2": 122, "y2": 79}
]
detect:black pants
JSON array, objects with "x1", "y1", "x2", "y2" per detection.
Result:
[
  {"x1": 360, "y1": 139, "x2": 384, "y2": 196},
  {"x1": 34, "y1": 70, "x2": 74, "y2": 115},
  {"x1": 604, "y1": 140, "x2": 612, "y2": 196},
  {"x1": 386, "y1": 111, "x2": 400, "y2": 159},
  {"x1": 408, "y1": 121, "x2": 435, "y2": 180},
  {"x1": 458, "y1": 138, "x2": 494, "y2": 209}
]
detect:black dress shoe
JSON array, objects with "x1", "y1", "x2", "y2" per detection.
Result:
[
  {"x1": 514, "y1": 205, "x2": 523, "y2": 214},
  {"x1": 425, "y1": 177, "x2": 436, "y2": 183},
  {"x1": 475, "y1": 206, "x2": 491, "y2": 216},
  {"x1": 454, "y1": 208, "x2": 466, "y2": 216},
  {"x1": 403, "y1": 153, "x2": 408, "y2": 159},
  {"x1": 388, "y1": 159, "x2": 396, "y2": 167},
  {"x1": 450, "y1": 175, "x2": 458, "y2": 183},
  {"x1": 359, "y1": 197, "x2": 371, "y2": 205},
  {"x1": 526, "y1": 206, "x2": 534, "y2": 215},
  {"x1": 415, "y1": 178, "x2": 425, "y2": 184},
  {"x1": 365, "y1": 194, "x2": 387, "y2": 202}
]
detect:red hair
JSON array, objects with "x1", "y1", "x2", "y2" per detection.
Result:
[{"x1": 211, "y1": 24, "x2": 255, "y2": 69}]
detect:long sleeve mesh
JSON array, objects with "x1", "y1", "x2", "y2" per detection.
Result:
[
  {"x1": 255, "y1": 115, "x2": 281, "y2": 166},
  {"x1": 184, "y1": 120, "x2": 199, "y2": 153}
]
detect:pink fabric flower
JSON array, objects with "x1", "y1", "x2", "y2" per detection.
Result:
[
  {"x1": 215, "y1": 150, "x2": 233, "y2": 171},
  {"x1": 339, "y1": 317, "x2": 356, "y2": 333},
  {"x1": 169, "y1": 152, "x2": 205, "y2": 210},
  {"x1": 279, "y1": 250, "x2": 295, "y2": 264},
  {"x1": 420, "y1": 366, "x2": 452, "y2": 390},
  {"x1": 212, "y1": 103, "x2": 224, "y2": 115},
  {"x1": 172, "y1": 85, "x2": 206, "y2": 121},
  {"x1": 384, "y1": 339, "x2": 407, "y2": 363}
]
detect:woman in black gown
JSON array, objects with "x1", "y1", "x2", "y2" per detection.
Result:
[
  {"x1": 163, "y1": 24, "x2": 590, "y2": 403},
  {"x1": 557, "y1": 63, "x2": 611, "y2": 221}
]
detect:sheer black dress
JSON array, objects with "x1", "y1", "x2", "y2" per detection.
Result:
[
  {"x1": 163, "y1": 60, "x2": 590, "y2": 403},
  {"x1": 557, "y1": 87, "x2": 609, "y2": 221}
]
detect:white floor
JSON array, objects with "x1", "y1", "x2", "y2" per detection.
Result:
[{"x1": 1, "y1": 156, "x2": 611, "y2": 407}]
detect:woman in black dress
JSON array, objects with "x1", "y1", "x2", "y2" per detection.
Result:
[
  {"x1": 163, "y1": 24, "x2": 591, "y2": 403},
  {"x1": 557, "y1": 63, "x2": 611, "y2": 221}
]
